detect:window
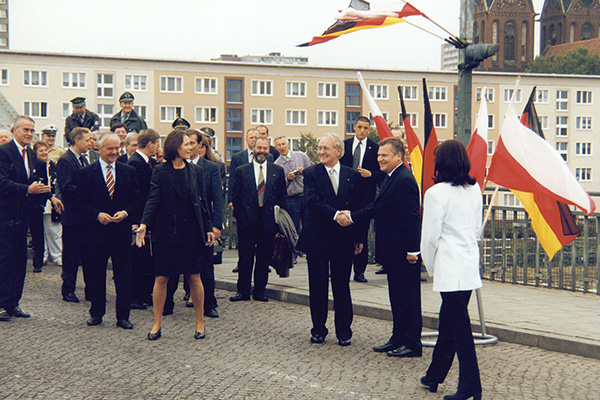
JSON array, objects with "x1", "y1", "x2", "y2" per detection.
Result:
[
  {"x1": 576, "y1": 142, "x2": 592, "y2": 156},
  {"x1": 286, "y1": 81, "x2": 306, "y2": 97},
  {"x1": 286, "y1": 110, "x2": 306, "y2": 126},
  {"x1": 576, "y1": 116, "x2": 592, "y2": 130},
  {"x1": 576, "y1": 90, "x2": 593, "y2": 104},
  {"x1": 24, "y1": 70, "x2": 48, "y2": 87},
  {"x1": 346, "y1": 111, "x2": 361, "y2": 134},
  {"x1": 428, "y1": 86, "x2": 447, "y2": 101},
  {"x1": 399, "y1": 85, "x2": 418, "y2": 100},
  {"x1": 62, "y1": 103, "x2": 70, "y2": 118},
  {"x1": 195, "y1": 77, "x2": 217, "y2": 94},
  {"x1": 346, "y1": 83, "x2": 361, "y2": 106},
  {"x1": 289, "y1": 138, "x2": 302, "y2": 151},
  {"x1": 97, "y1": 104, "x2": 114, "y2": 128},
  {"x1": 487, "y1": 114, "x2": 494, "y2": 129},
  {"x1": 536, "y1": 89, "x2": 549, "y2": 104},
  {"x1": 195, "y1": 107, "x2": 217, "y2": 123},
  {"x1": 0, "y1": 10, "x2": 6, "y2": 18},
  {"x1": 251, "y1": 108, "x2": 273, "y2": 124},
  {"x1": 0, "y1": 37, "x2": 6, "y2": 47},
  {"x1": 226, "y1": 109, "x2": 243, "y2": 132},
  {"x1": 556, "y1": 90, "x2": 568, "y2": 111},
  {"x1": 503, "y1": 193, "x2": 521, "y2": 207},
  {"x1": 556, "y1": 142, "x2": 568, "y2": 161},
  {"x1": 226, "y1": 79, "x2": 242, "y2": 103},
  {"x1": 251, "y1": 80, "x2": 272, "y2": 96},
  {"x1": 62, "y1": 72, "x2": 86, "y2": 88},
  {"x1": 398, "y1": 113, "x2": 418, "y2": 128},
  {"x1": 24, "y1": 101, "x2": 47, "y2": 118},
  {"x1": 125, "y1": 75, "x2": 147, "y2": 91},
  {"x1": 369, "y1": 84, "x2": 388, "y2": 100},
  {"x1": 556, "y1": 116, "x2": 568, "y2": 136},
  {"x1": 97, "y1": 73, "x2": 114, "y2": 98},
  {"x1": 318, "y1": 82, "x2": 338, "y2": 98},
  {"x1": 575, "y1": 168, "x2": 592, "y2": 182},
  {"x1": 369, "y1": 112, "x2": 388, "y2": 125},
  {"x1": 503, "y1": 88, "x2": 521, "y2": 102},
  {"x1": 160, "y1": 76, "x2": 183, "y2": 93},
  {"x1": 433, "y1": 113, "x2": 447, "y2": 128},
  {"x1": 540, "y1": 116, "x2": 548, "y2": 130},
  {"x1": 487, "y1": 141, "x2": 494, "y2": 155},
  {"x1": 476, "y1": 87, "x2": 494, "y2": 102},
  {"x1": 0, "y1": 23, "x2": 6, "y2": 32},
  {"x1": 504, "y1": 21, "x2": 516, "y2": 64},
  {"x1": 0, "y1": 68, "x2": 7, "y2": 85},
  {"x1": 160, "y1": 106, "x2": 183, "y2": 122},
  {"x1": 134, "y1": 105, "x2": 147, "y2": 120},
  {"x1": 483, "y1": 194, "x2": 493, "y2": 206},
  {"x1": 226, "y1": 137, "x2": 242, "y2": 161},
  {"x1": 317, "y1": 110, "x2": 338, "y2": 126}
]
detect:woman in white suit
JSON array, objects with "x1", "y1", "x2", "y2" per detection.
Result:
[{"x1": 420, "y1": 140, "x2": 483, "y2": 400}]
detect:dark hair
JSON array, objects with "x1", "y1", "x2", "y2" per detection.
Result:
[
  {"x1": 33, "y1": 140, "x2": 48, "y2": 153},
  {"x1": 69, "y1": 127, "x2": 89, "y2": 145},
  {"x1": 137, "y1": 129, "x2": 160, "y2": 149},
  {"x1": 433, "y1": 140, "x2": 476, "y2": 186},
  {"x1": 355, "y1": 116, "x2": 370, "y2": 125},
  {"x1": 163, "y1": 129, "x2": 186, "y2": 161},
  {"x1": 110, "y1": 122, "x2": 127, "y2": 133},
  {"x1": 379, "y1": 137, "x2": 405, "y2": 158},
  {"x1": 199, "y1": 133, "x2": 219, "y2": 163}
]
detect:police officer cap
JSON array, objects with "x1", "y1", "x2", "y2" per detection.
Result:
[
  {"x1": 41, "y1": 124, "x2": 58, "y2": 135},
  {"x1": 70, "y1": 97, "x2": 86, "y2": 107},
  {"x1": 172, "y1": 117, "x2": 191, "y2": 129},
  {"x1": 200, "y1": 127, "x2": 215, "y2": 137},
  {"x1": 119, "y1": 92, "x2": 135, "y2": 102}
]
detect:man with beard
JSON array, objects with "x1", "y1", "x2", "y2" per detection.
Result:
[{"x1": 229, "y1": 137, "x2": 286, "y2": 302}]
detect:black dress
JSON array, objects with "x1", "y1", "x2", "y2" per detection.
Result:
[{"x1": 153, "y1": 167, "x2": 203, "y2": 277}]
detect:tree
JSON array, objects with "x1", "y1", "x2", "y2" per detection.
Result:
[
  {"x1": 297, "y1": 131, "x2": 319, "y2": 164},
  {"x1": 527, "y1": 47, "x2": 600, "y2": 75}
]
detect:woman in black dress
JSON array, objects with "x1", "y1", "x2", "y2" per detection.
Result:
[{"x1": 136, "y1": 130, "x2": 214, "y2": 340}]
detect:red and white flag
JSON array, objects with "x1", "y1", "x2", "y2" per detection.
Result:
[
  {"x1": 356, "y1": 71, "x2": 393, "y2": 140},
  {"x1": 466, "y1": 87, "x2": 489, "y2": 190}
]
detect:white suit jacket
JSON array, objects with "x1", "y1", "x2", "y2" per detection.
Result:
[{"x1": 421, "y1": 182, "x2": 483, "y2": 292}]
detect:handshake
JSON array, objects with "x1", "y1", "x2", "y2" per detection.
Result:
[{"x1": 335, "y1": 210, "x2": 353, "y2": 227}]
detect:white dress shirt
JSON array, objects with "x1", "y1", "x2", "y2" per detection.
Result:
[
  {"x1": 13, "y1": 139, "x2": 30, "y2": 178},
  {"x1": 351, "y1": 137, "x2": 367, "y2": 168},
  {"x1": 253, "y1": 159, "x2": 267, "y2": 187},
  {"x1": 99, "y1": 158, "x2": 117, "y2": 184}
]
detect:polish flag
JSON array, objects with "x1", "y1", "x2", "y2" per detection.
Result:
[
  {"x1": 356, "y1": 71, "x2": 393, "y2": 140},
  {"x1": 466, "y1": 87, "x2": 489, "y2": 190}
]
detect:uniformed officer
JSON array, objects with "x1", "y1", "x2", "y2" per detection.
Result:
[
  {"x1": 41, "y1": 125, "x2": 66, "y2": 164},
  {"x1": 110, "y1": 92, "x2": 148, "y2": 133},
  {"x1": 64, "y1": 97, "x2": 100, "y2": 140},
  {"x1": 172, "y1": 117, "x2": 191, "y2": 130}
]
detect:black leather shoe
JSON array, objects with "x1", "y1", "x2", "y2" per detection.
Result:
[
  {"x1": 116, "y1": 319, "x2": 134, "y2": 329},
  {"x1": 353, "y1": 273, "x2": 368, "y2": 283},
  {"x1": 87, "y1": 316, "x2": 102, "y2": 326},
  {"x1": 443, "y1": 392, "x2": 482, "y2": 400},
  {"x1": 147, "y1": 329, "x2": 161, "y2": 341},
  {"x1": 0, "y1": 308, "x2": 11, "y2": 321},
  {"x1": 63, "y1": 293, "x2": 80, "y2": 303},
  {"x1": 12, "y1": 307, "x2": 30, "y2": 318},
  {"x1": 229, "y1": 293, "x2": 250, "y2": 302},
  {"x1": 374, "y1": 267, "x2": 387, "y2": 274},
  {"x1": 185, "y1": 301, "x2": 194, "y2": 308},
  {"x1": 232, "y1": 266, "x2": 239, "y2": 273},
  {"x1": 204, "y1": 308, "x2": 219, "y2": 318},
  {"x1": 373, "y1": 342, "x2": 400, "y2": 353},
  {"x1": 420, "y1": 376, "x2": 439, "y2": 393},
  {"x1": 310, "y1": 333, "x2": 325, "y2": 344},
  {"x1": 33, "y1": 267, "x2": 42, "y2": 273},
  {"x1": 338, "y1": 338, "x2": 352, "y2": 346},
  {"x1": 252, "y1": 294, "x2": 269, "y2": 302},
  {"x1": 387, "y1": 345, "x2": 422, "y2": 358},
  {"x1": 130, "y1": 301, "x2": 147, "y2": 310},
  {"x1": 194, "y1": 331, "x2": 206, "y2": 339},
  {"x1": 183, "y1": 293, "x2": 190, "y2": 301}
]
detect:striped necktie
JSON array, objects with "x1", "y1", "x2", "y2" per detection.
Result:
[
  {"x1": 257, "y1": 165, "x2": 265, "y2": 207},
  {"x1": 106, "y1": 164, "x2": 115, "y2": 199}
]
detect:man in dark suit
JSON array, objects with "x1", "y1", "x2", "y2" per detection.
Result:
[
  {"x1": 229, "y1": 137, "x2": 286, "y2": 302},
  {"x1": 127, "y1": 129, "x2": 160, "y2": 310},
  {"x1": 117, "y1": 132, "x2": 138, "y2": 163},
  {"x1": 0, "y1": 116, "x2": 57, "y2": 321},
  {"x1": 339, "y1": 116, "x2": 385, "y2": 282},
  {"x1": 256, "y1": 125, "x2": 280, "y2": 161},
  {"x1": 296, "y1": 133, "x2": 363, "y2": 346},
  {"x1": 348, "y1": 137, "x2": 422, "y2": 357},
  {"x1": 77, "y1": 133, "x2": 139, "y2": 329},
  {"x1": 56, "y1": 127, "x2": 94, "y2": 303}
]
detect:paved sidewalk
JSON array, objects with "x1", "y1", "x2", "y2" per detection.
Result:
[{"x1": 215, "y1": 250, "x2": 600, "y2": 360}]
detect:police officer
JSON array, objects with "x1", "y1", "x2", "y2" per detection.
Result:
[
  {"x1": 64, "y1": 97, "x2": 100, "y2": 140},
  {"x1": 41, "y1": 125, "x2": 67, "y2": 164},
  {"x1": 110, "y1": 92, "x2": 148, "y2": 133}
]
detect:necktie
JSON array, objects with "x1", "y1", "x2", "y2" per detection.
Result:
[
  {"x1": 22, "y1": 149, "x2": 29, "y2": 178},
  {"x1": 329, "y1": 168, "x2": 338, "y2": 195},
  {"x1": 21, "y1": 148, "x2": 26, "y2": 161},
  {"x1": 119, "y1": 148, "x2": 125, "y2": 156},
  {"x1": 106, "y1": 164, "x2": 115, "y2": 199},
  {"x1": 352, "y1": 141, "x2": 362, "y2": 169},
  {"x1": 257, "y1": 165, "x2": 265, "y2": 207},
  {"x1": 79, "y1": 155, "x2": 89, "y2": 167}
]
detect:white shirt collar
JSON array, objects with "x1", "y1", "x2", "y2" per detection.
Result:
[
  {"x1": 99, "y1": 157, "x2": 116, "y2": 171},
  {"x1": 135, "y1": 149, "x2": 149, "y2": 163},
  {"x1": 388, "y1": 162, "x2": 403, "y2": 177},
  {"x1": 13, "y1": 139, "x2": 25, "y2": 153},
  {"x1": 325, "y1": 161, "x2": 340, "y2": 175}
]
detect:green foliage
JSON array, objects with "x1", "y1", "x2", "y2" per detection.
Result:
[
  {"x1": 527, "y1": 47, "x2": 600, "y2": 75},
  {"x1": 368, "y1": 120, "x2": 401, "y2": 143},
  {"x1": 297, "y1": 131, "x2": 319, "y2": 164}
]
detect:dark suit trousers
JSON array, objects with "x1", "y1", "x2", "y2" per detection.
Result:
[
  {"x1": 0, "y1": 232, "x2": 27, "y2": 311},
  {"x1": 131, "y1": 245, "x2": 154, "y2": 304},
  {"x1": 386, "y1": 259, "x2": 422, "y2": 352},
  {"x1": 306, "y1": 252, "x2": 353, "y2": 340},
  {"x1": 87, "y1": 242, "x2": 132, "y2": 321},
  {"x1": 237, "y1": 212, "x2": 273, "y2": 297},
  {"x1": 353, "y1": 225, "x2": 369, "y2": 275},
  {"x1": 426, "y1": 291, "x2": 481, "y2": 394},
  {"x1": 61, "y1": 224, "x2": 90, "y2": 297},
  {"x1": 29, "y1": 210, "x2": 44, "y2": 270}
]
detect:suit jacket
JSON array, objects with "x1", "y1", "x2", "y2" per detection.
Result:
[
  {"x1": 296, "y1": 163, "x2": 362, "y2": 257},
  {"x1": 193, "y1": 157, "x2": 224, "y2": 230},
  {"x1": 127, "y1": 152, "x2": 158, "y2": 224},
  {"x1": 117, "y1": 153, "x2": 129, "y2": 164},
  {"x1": 352, "y1": 164, "x2": 421, "y2": 266},
  {"x1": 141, "y1": 162, "x2": 212, "y2": 245},
  {"x1": 56, "y1": 149, "x2": 89, "y2": 226},
  {"x1": 340, "y1": 137, "x2": 385, "y2": 207},
  {"x1": 76, "y1": 161, "x2": 139, "y2": 246},
  {"x1": 0, "y1": 141, "x2": 49, "y2": 234},
  {"x1": 231, "y1": 161, "x2": 286, "y2": 235},
  {"x1": 228, "y1": 149, "x2": 273, "y2": 203},
  {"x1": 64, "y1": 109, "x2": 100, "y2": 139},
  {"x1": 89, "y1": 150, "x2": 100, "y2": 164}
]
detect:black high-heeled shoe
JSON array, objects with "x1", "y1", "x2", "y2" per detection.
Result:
[
  {"x1": 443, "y1": 392, "x2": 482, "y2": 400},
  {"x1": 420, "y1": 376, "x2": 439, "y2": 393},
  {"x1": 194, "y1": 331, "x2": 206, "y2": 339},
  {"x1": 147, "y1": 329, "x2": 161, "y2": 341}
]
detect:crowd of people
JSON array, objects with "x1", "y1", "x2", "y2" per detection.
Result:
[{"x1": 0, "y1": 95, "x2": 483, "y2": 399}]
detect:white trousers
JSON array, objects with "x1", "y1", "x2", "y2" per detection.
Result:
[{"x1": 43, "y1": 214, "x2": 62, "y2": 264}]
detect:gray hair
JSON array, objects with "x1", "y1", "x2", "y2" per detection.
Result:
[
  {"x1": 319, "y1": 133, "x2": 345, "y2": 158},
  {"x1": 0, "y1": 128, "x2": 11, "y2": 138},
  {"x1": 274, "y1": 135, "x2": 288, "y2": 143},
  {"x1": 253, "y1": 136, "x2": 270, "y2": 150},
  {"x1": 11, "y1": 115, "x2": 35, "y2": 133},
  {"x1": 98, "y1": 132, "x2": 120, "y2": 148},
  {"x1": 124, "y1": 131, "x2": 138, "y2": 146}
]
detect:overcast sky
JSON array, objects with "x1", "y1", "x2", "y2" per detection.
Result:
[{"x1": 10, "y1": 0, "x2": 546, "y2": 71}]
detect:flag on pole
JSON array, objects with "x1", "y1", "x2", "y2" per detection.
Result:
[
  {"x1": 298, "y1": 0, "x2": 426, "y2": 47},
  {"x1": 398, "y1": 85, "x2": 423, "y2": 191},
  {"x1": 487, "y1": 96, "x2": 595, "y2": 258},
  {"x1": 421, "y1": 78, "x2": 438, "y2": 196},
  {"x1": 466, "y1": 87, "x2": 489, "y2": 190},
  {"x1": 356, "y1": 71, "x2": 393, "y2": 140}
]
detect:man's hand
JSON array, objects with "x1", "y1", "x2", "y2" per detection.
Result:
[
  {"x1": 212, "y1": 227, "x2": 222, "y2": 239},
  {"x1": 28, "y1": 182, "x2": 50, "y2": 194},
  {"x1": 287, "y1": 171, "x2": 296, "y2": 181},
  {"x1": 206, "y1": 232, "x2": 215, "y2": 247},
  {"x1": 357, "y1": 167, "x2": 372, "y2": 178},
  {"x1": 50, "y1": 196, "x2": 64, "y2": 214},
  {"x1": 156, "y1": 148, "x2": 164, "y2": 163},
  {"x1": 336, "y1": 210, "x2": 352, "y2": 227},
  {"x1": 297, "y1": 167, "x2": 304, "y2": 174},
  {"x1": 97, "y1": 212, "x2": 113, "y2": 225},
  {"x1": 354, "y1": 243, "x2": 363, "y2": 255},
  {"x1": 136, "y1": 224, "x2": 147, "y2": 247},
  {"x1": 112, "y1": 211, "x2": 127, "y2": 223},
  {"x1": 407, "y1": 254, "x2": 419, "y2": 264},
  {"x1": 228, "y1": 202, "x2": 234, "y2": 210},
  {"x1": 131, "y1": 224, "x2": 139, "y2": 232}
]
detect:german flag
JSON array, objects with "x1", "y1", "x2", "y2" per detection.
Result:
[
  {"x1": 398, "y1": 85, "x2": 423, "y2": 192},
  {"x1": 421, "y1": 78, "x2": 438, "y2": 196}
]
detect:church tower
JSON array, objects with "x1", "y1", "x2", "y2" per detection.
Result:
[{"x1": 540, "y1": 0, "x2": 600, "y2": 54}]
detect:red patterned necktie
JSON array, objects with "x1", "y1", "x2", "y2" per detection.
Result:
[
  {"x1": 257, "y1": 165, "x2": 265, "y2": 207},
  {"x1": 106, "y1": 164, "x2": 115, "y2": 199}
]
